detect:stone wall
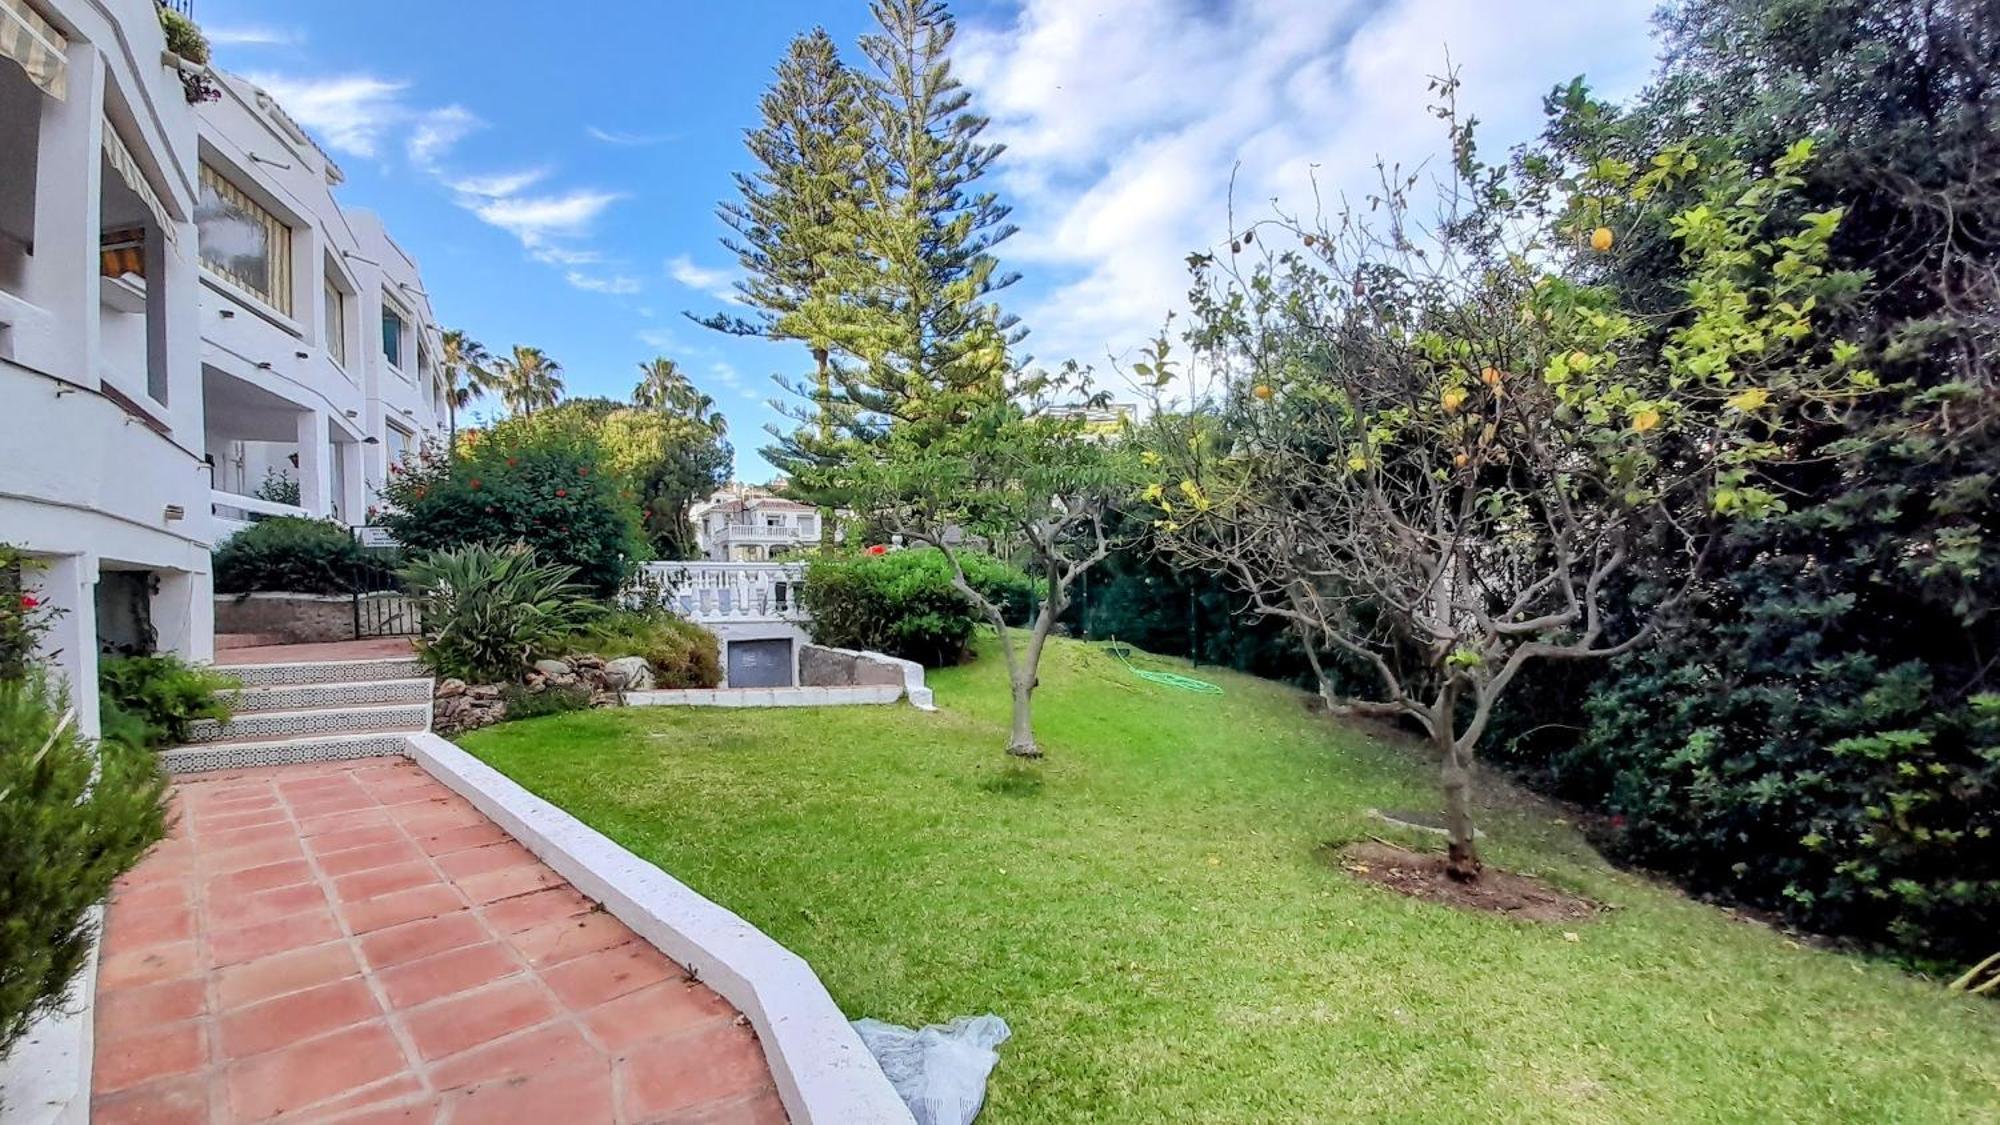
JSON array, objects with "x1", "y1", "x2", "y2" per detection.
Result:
[
  {"x1": 799, "y1": 645, "x2": 906, "y2": 689},
  {"x1": 214, "y1": 593, "x2": 355, "y2": 643},
  {"x1": 798, "y1": 644, "x2": 935, "y2": 710}
]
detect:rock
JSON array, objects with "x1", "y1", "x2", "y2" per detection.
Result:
[
  {"x1": 604, "y1": 656, "x2": 655, "y2": 691},
  {"x1": 572, "y1": 654, "x2": 606, "y2": 670},
  {"x1": 436, "y1": 678, "x2": 467, "y2": 699},
  {"x1": 532, "y1": 658, "x2": 573, "y2": 678}
]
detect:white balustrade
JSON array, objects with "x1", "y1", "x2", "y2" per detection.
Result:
[{"x1": 638, "y1": 561, "x2": 808, "y2": 623}]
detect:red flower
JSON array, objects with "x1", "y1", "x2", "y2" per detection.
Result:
[
  {"x1": 19, "y1": 595, "x2": 39, "y2": 610},
  {"x1": 468, "y1": 478, "x2": 482, "y2": 491},
  {"x1": 388, "y1": 463, "x2": 401, "y2": 474},
  {"x1": 867, "y1": 544, "x2": 888, "y2": 556},
  {"x1": 506, "y1": 457, "x2": 518, "y2": 467},
  {"x1": 1610, "y1": 815, "x2": 1627, "y2": 829},
  {"x1": 555, "y1": 489, "x2": 568, "y2": 498},
  {"x1": 642, "y1": 509, "x2": 653, "y2": 518},
  {"x1": 577, "y1": 466, "x2": 591, "y2": 477}
]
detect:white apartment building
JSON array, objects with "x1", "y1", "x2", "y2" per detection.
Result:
[
  {"x1": 690, "y1": 484, "x2": 838, "y2": 561},
  {"x1": 1, "y1": 0, "x2": 443, "y2": 734},
  {"x1": 196, "y1": 68, "x2": 445, "y2": 533}
]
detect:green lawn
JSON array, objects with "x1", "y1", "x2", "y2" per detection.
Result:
[{"x1": 460, "y1": 637, "x2": 2000, "y2": 1123}]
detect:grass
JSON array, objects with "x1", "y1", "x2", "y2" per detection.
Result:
[{"x1": 460, "y1": 636, "x2": 2000, "y2": 1123}]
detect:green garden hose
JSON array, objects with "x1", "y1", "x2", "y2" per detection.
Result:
[{"x1": 1104, "y1": 639, "x2": 1224, "y2": 695}]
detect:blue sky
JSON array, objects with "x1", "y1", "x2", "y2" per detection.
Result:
[{"x1": 197, "y1": 0, "x2": 1661, "y2": 482}]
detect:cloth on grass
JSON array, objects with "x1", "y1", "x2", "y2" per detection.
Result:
[{"x1": 852, "y1": 1014, "x2": 1011, "y2": 1125}]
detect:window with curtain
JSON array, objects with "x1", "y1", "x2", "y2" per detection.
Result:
[
  {"x1": 196, "y1": 164, "x2": 292, "y2": 314},
  {"x1": 381, "y1": 304, "x2": 406, "y2": 370},
  {"x1": 324, "y1": 276, "x2": 347, "y2": 367}
]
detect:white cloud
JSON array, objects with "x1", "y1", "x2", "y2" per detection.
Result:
[
  {"x1": 448, "y1": 167, "x2": 551, "y2": 199},
  {"x1": 407, "y1": 105, "x2": 481, "y2": 169},
  {"x1": 206, "y1": 25, "x2": 303, "y2": 47},
  {"x1": 242, "y1": 73, "x2": 409, "y2": 158},
  {"x1": 666, "y1": 254, "x2": 741, "y2": 303},
  {"x1": 708, "y1": 361, "x2": 742, "y2": 387},
  {"x1": 637, "y1": 328, "x2": 680, "y2": 351},
  {"x1": 586, "y1": 126, "x2": 675, "y2": 147},
  {"x1": 954, "y1": 0, "x2": 1658, "y2": 369},
  {"x1": 470, "y1": 190, "x2": 624, "y2": 246},
  {"x1": 564, "y1": 270, "x2": 643, "y2": 295}
]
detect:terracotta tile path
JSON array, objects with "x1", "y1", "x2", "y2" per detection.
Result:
[{"x1": 92, "y1": 758, "x2": 785, "y2": 1123}]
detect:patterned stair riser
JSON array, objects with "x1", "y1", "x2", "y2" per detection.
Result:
[
  {"x1": 160, "y1": 734, "x2": 412, "y2": 775},
  {"x1": 225, "y1": 658, "x2": 428, "y2": 688},
  {"x1": 226, "y1": 678, "x2": 434, "y2": 714},
  {"x1": 183, "y1": 703, "x2": 432, "y2": 744}
]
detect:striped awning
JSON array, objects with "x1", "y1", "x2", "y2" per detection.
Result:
[
  {"x1": 0, "y1": 0, "x2": 66, "y2": 101},
  {"x1": 101, "y1": 120, "x2": 179, "y2": 246}
]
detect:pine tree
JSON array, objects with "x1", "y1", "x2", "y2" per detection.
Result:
[
  {"x1": 830, "y1": 0, "x2": 1023, "y2": 437},
  {"x1": 699, "y1": 28, "x2": 865, "y2": 547}
]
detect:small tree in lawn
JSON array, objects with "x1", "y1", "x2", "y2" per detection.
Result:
[
  {"x1": 1145, "y1": 93, "x2": 1875, "y2": 879},
  {"x1": 823, "y1": 364, "x2": 1138, "y2": 757}
]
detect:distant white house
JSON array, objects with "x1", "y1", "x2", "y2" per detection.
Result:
[{"x1": 690, "y1": 483, "x2": 842, "y2": 561}]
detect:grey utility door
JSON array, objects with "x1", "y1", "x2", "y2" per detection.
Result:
[{"x1": 727, "y1": 639, "x2": 794, "y2": 688}]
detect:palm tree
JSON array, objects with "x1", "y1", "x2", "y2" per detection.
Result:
[
  {"x1": 492, "y1": 345, "x2": 565, "y2": 417},
  {"x1": 440, "y1": 329, "x2": 495, "y2": 442},
  {"x1": 633, "y1": 357, "x2": 727, "y2": 436}
]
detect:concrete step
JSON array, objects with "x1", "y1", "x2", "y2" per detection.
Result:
[
  {"x1": 224, "y1": 677, "x2": 434, "y2": 714},
  {"x1": 222, "y1": 657, "x2": 428, "y2": 688},
  {"x1": 158, "y1": 731, "x2": 415, "y2": 775},
  {"x1": 216, "y1": 632, "x2": 289, "y2": 651},
  {"x1": 182, "y1": 701, "x2": 431, "y2": 745}
]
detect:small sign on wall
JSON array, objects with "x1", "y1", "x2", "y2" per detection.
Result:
[{"x1": 354, "y1": 527, "x2": 400, "y2": 549}]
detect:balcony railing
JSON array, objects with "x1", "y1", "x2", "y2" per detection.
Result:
[
  {"x1": 210, "y1": 488, "x2": 307, "y2": 540},
  {"x1": 638, "y1": 561, "x2": 807, "y2": 624}
]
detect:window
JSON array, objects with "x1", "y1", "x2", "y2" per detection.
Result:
[
  {"x1": 798, "y1": 515, "x2": 817, "y2": 537},
  {"x1": 765, "y1": 515, "x2": 785, "y2": 531},
  {"x1": 385, "y1": 422, "x2": 410, "y2": 468},
  {"x1": 323, "y1": 276, "x2": 347, "y2": 368},
  {"x1": 381, "y1": 304, "x2": 406, "y2": 370},
  {"x1": 196, "y1": 164, "x2": 292, "y2": 314}
]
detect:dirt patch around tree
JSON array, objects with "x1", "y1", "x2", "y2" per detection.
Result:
[{"x1": 1329, "y1": 840, "x2": 1604, "y2": 923}]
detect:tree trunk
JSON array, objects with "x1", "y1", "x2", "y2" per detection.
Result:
[
  {"x1": 1297, "y1": 629, "x2": 1337, "y2": 709},
  {"x1": 1439, "y1": 731, "x2": 1481, "y2": 881},
  {"x1": 813, "y1": 347, "x2": 835, "y2": 552},
  {"x1": 1006, "y1": 675, "x2": 1039, "y2": 758}
]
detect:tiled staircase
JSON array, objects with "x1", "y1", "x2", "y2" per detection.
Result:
[{"x1": 162, "y1": 656, "x2": 433, "y2": 774}]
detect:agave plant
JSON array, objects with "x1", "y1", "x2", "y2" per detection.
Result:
[{"x1": 400, "y1": 544, "x2": 593, "y2": 682}]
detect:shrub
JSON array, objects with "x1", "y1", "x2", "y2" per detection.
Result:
[
  {"x1": 378, "y1": 417, "x2": 648, "y2": 597},
  {"x1": 402, "y1": 544, "x2": 593, "y2": 682},
  {"x1": 213, "y1": 517, "x2": 396, "y2": 595},
  {"x1": 253, "y1": 469, "x2": 301, "y2": 507},
  {"x1": 98, "y1": 654, "x2": 237, "y2": 748},
  {"x1": 1, "y1": 675, "x2": 168, "y2": 1055},
  {"x1": 801, "y1": 549, "x2": 1036, "y2": 667},
  {"x1": 562, "y1": 608, "x2": 720, "y2": 689},
  {"x1": 1, "y1": 545, "x2": 59, "y2": 681}
]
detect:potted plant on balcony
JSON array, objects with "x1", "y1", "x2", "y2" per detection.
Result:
[{"x1": 157, "y1": 6, "x2": 220, "y2": 104}]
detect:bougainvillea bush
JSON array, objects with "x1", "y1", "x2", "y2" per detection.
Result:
[{"x1": 376, "y1": 417, "x2": 647, "y2": 598}]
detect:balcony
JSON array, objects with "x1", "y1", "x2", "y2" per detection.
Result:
[
  {"x1": 639, "y1": 562, "x2": 807, "y2": 624},
  {"x1": 210, "y1": 487, "x2": 307, "y2": 541}
]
